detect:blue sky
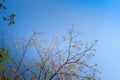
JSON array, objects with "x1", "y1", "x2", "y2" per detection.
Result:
[{"x1": 3, "y1": 0, "x2": 120, "y2": 80}]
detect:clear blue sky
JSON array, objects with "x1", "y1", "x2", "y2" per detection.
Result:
[{"x1": 4, "y1": 0, "x2": 120, "y2": 80}]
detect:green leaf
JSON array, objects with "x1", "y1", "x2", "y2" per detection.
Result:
[
  {"x1": 7, "y1": 77, "x2": 12, "y2": 80},
  {"x1": 8, "y1": 14, "x2": 16, "y2": 26},
  {"x1": 46, "y1": 68, "x2": 54, "y2": 79},
  {"x1": 0, "y1": 3, "x2": 3, "y2": 7},
  {"x1": 37, "y1": 63, "x2": 42, "y2": 67},
  {"x1": 87, "y1": 77, "x2": 93, "y2": 80},
  {"x1": 8, "y1": 58, "x2": 13, "y2": 63},
  {"x1": 0, "y1": 48, "x2": 10, "y2": 64}
]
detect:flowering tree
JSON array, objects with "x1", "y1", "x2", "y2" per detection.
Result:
[
  {"x1": 31, "y1": 28, "x2": 100, "y2": 80},
  {"x1": 0, "y1": 1, "x2": 100, "y2": 80},
  {"x1": 0, "y1": 27, "x2": 100, "y2": 80}
]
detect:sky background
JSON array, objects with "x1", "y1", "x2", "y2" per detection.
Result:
[{"x1": 2, "y1": 0, "x2": 120, "y2": 80}]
